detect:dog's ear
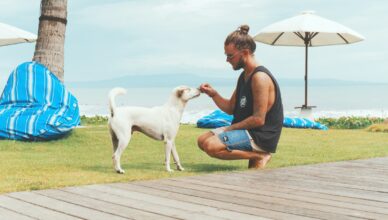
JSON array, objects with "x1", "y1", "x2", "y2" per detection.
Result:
[{"x1": 176, "y1": 89, "x2": 184, "y2": 98}]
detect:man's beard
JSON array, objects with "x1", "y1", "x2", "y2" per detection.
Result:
[{"x1": 233, "y1": 57, "x2": 245, "y2": 70}]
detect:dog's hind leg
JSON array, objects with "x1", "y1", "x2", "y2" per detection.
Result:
[
  {"x1": 164, "y1": 140, "x2": 174, "y2": 172},
  {"x1": 109, "y1": 128, "x2": 119, "y2": 153},
  {"x1": 171, "y1": 142, "x2": 184, "y2": 171},
  {"x1": 113, "y1": 132, "x2": 131, "y2": 174}
]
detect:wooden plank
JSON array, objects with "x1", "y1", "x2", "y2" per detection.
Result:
[
  {"x1": 0, "y1": 195, "x2": 81, "y2": 220},
  {"x1": 8, "y1": 191, "x2": 128, "y2": 220},
  {"x1": 37, "y1": 189, "x2": 175, "y2": 220},
  {"x1": 137, "y1": 180, "x2": 357, "y2": 220},
  {"x1": 308, "y1": 162, "x2": 388, "y2": 178},
  {"x1": 340, "y1": 158, "x2": 388, "y2": 170},
  {"x1": 175, "y1": 176, "x2": 388, "y2": 215},
  {"x1": 0, "y1": 206, "x2": 35, "y2": 220},
  {"x1": 237, "y1": 174, "x2": 388, "y2": 203},
  {"x1": 276, "y1": 165, "x2": 388, "y2": 188},
  {"x1": 194, "y1": 173, "x2": 388, "y2": 209},
  {"x1": 294, "y1": 166, "x2": 388, "y2": 183},
  {"x1": 113, "y1": 182, "x2": 314, "y2": 220},
  {"x1": 339, "y1": 161, "x2": 388, "y2": 172},
  {"x1": 313, "y1": 159, "x2": 388, "y2": 171},
  {"x1": 85, "y1": 184, "x2": 265, "y2": 220},
  {"x1": 233, "y1": 172, "x2": 388, "y2": 202},
  {"x1": 157, "y1": 179, "x2": 388, "y2": 219},
  {"x1": 342, "y1": 159, "x2": 388, "y2": 167},
  {"x1": 350, "y1": 158, "x2": 388, "y2": 164},
  {"x1": 251, "y1": 175, "x2": 388, "y2": 205},
  {"x1": 63, "y1": 185, "x2": 228, "y2": 220},
  {"x1": 260, "y1": 170, "x2": 388, "y2": 193},
  {"x1": 260, "y1": 162, "x2": 387, "y2": 180},
  {"x1": 223, "y1": 171, "x2": 388, "y2": 202}
]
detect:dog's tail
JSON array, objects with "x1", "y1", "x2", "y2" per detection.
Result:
[{"x1": 108, "y1": 87, "x2": 127, "y2": 117}]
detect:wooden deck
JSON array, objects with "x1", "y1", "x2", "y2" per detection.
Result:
[{"x1": 1, "y1": 157, "x2": 387, "y2": 220}]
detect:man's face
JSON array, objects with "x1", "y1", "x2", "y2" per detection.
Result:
[{"x1": 224, "y1": 43, "x2": 245, "y2": 70}]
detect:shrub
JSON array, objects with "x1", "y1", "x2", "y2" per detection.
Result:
[
  {"x1": 316, "y1": 117, "x2": 385, "y2": 129},
  {"x1": 80, "y1": 115, "x2": 108, "y2": 125}
]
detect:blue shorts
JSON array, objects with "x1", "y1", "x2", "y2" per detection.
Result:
[{"x1": 216, "y1": 129, "x2": 253, "y2": 152}]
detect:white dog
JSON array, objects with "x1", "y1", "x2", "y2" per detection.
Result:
[{"x1": 108, "y1": 86, "x2": 200, "y2": 173}]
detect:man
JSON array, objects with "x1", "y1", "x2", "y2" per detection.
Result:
[{"x1": 197, "y1": 25, "x2": 283, "y2": 169}]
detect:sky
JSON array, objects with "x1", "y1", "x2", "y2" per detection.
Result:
[{"x1": 0, "y1": 0, "x2": 387, "y2": 85}]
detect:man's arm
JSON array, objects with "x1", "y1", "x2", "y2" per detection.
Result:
[
  {"x1": 211, "y1": 89, "x2": 236, "y2": 115},
  {"x1": 226, "y1": 72, "x2": 270, "y2": 131},
  {"x1": 199, "y1": 83, "x2": 236, "y2": 114}
]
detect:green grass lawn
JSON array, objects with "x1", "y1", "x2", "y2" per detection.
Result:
[{"x1": 1, "y1": 124, "x2": 388, "y2": 194}]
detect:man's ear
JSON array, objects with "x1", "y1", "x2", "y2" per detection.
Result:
[{"x1": 242, "y1": 48, "x2": 250, "y2": 56}]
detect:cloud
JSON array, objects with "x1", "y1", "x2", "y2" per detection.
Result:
[
  {"x1": 75, "y1": 0, "x2": 269, "y2": 32},
  {"x1": 0, "y1": 0, "x2": 35, "y2": 13},
  {"x1": 0, "y1": 1, "x2": 38, "y2": 22}
]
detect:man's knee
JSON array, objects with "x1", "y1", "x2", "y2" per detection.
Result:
[
  {"x1": 197, "y1": 136, "x2": 205, "y2": 151},
  {"x1": 197, "y1": 132, "x2": 213, "y2": 151},
  {"x1": 197, "y1": 135, "x2": 204, "y2": 148},
  {"x1": 200, "y1": 139, "x2": 220, "y2": 158},
  {"x1": 198, "y1": 138, "x2": 211, "y2": 153},
  {"x1": 197, "y1": 132, "x2": 226, "y2": 158}
]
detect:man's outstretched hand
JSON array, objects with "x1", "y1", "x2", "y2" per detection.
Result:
[{"x1": 199, "y1": 83, "x2": 217, "y2": 98}]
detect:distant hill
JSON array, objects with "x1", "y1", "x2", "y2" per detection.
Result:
[
  {"x1": 277, "y1": 78, "x2": 387, "y2": 87},
  {"x1": 67, "y1": 74, "x2": 234, "y2": 88},
  {"x1": 67, "y1": 74, "x2": 387, "y2": 88}
]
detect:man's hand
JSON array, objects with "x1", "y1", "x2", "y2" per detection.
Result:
[{"x1": 199, "y1": 83, "x2": 218, "y2": 98}]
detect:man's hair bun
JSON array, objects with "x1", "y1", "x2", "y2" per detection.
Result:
[{"x1": 239, "y1": 25, "x2": 250, "y2": 35}]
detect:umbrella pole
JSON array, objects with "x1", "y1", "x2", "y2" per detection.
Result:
[{"x1": 304, "y1": 42, "x2": 308, "y2": 108}]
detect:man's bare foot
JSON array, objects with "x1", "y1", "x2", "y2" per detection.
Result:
[{"x1": 248, "y1": 153, "x2": 272, "y2": 169}]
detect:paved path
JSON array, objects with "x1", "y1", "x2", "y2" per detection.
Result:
[{"x1": 1, "y1": 157, "x2": 387, "y2": 219}]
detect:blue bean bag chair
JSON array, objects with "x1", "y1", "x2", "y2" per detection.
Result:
[
  {"x1": 196, "y1": 109, "x2": 233, "y2": 128},
  {"x1": 197, "y1": 109, "x2": 328, "y2": 130},
  {"x1": 0, "y1": 61, "x2": 80, "y2": 140}
]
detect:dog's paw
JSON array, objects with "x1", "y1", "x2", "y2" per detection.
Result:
[
  {"x1": 177, "y1": 166, "x2": 185, "y2": 171},
  {"x1": 166, "y1": 168, "x2": 174, "y2": 172},
  {"x1": 116, "y1": 169, "x2": 125, "y2": 174}
]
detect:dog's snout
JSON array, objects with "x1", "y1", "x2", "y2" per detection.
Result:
[{"x1": 194, "y1": 88, "x2": 201, "y2": 97}]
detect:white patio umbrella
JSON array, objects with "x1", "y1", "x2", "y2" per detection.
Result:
[
  {"x1": 253, "y1": 11, "x2": 365, "y2": 109},
  {"x1": 0, "y1": 22, "x2": 37, "y2": 46}
]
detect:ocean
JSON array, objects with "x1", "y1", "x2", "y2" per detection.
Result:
[{"x1": 69, "y1": 85, "x2": 388, "y2": 123}]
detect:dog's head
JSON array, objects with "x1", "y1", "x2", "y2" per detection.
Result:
[{"x1": 173, "y1": 85, "x2": 201, "y2": 102}]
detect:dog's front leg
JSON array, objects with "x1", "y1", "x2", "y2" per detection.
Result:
[
  {"x1": 164, "y1": 140, "x2": 174, "y2": 172},
  {"x1": 171, "y1": 142, "x2": 184, "y2": 171}
]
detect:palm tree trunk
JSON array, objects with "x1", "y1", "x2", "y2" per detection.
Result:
[{"x1": 33, "y1": 0, "x2": 67, "y2": 82}]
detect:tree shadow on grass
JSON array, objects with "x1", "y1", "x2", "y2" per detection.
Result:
[
  {"x1": 185, "y1": 163, "x2": 242, "y2": 172},
  {"x1": 84, "y1": 162, "x2": 241, "y2": 173},
  {"x1": 84, "y1": 162, "x2": 165, "y2": 173},
  {"x1": 83, "y1": 165, "x2": 113, "y2": 173}
]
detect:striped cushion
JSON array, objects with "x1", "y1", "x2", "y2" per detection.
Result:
[
  {"x1": 0, "y1": 61, "x2": 80, "y2": 140},
  {"x1": 197, "y1": 109, "x2": 328, "y2": 130},
  {"x1": 283, "y1": 117, "x2": 328, "y2": 130}
]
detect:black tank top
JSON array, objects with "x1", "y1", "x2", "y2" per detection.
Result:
[{"x1": 232, "y1": 66, "x2": 283, "y2": 153}]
